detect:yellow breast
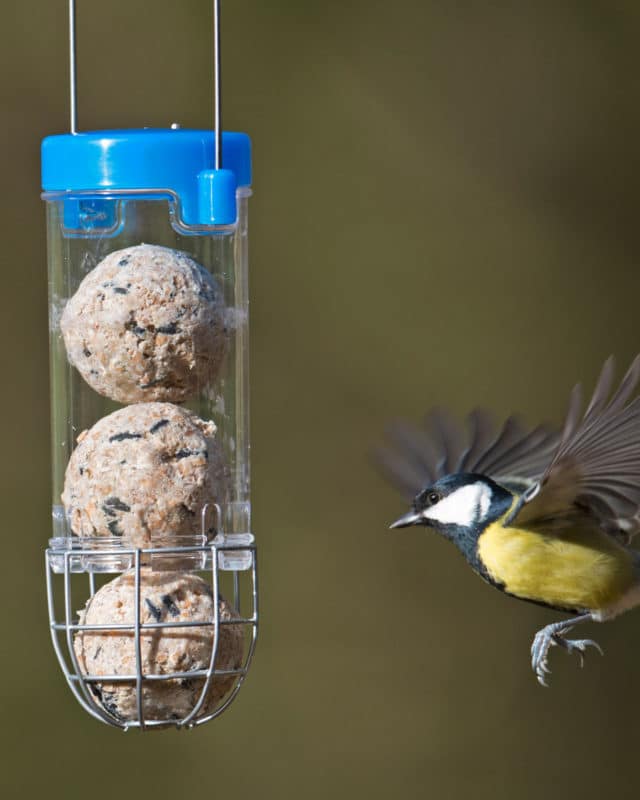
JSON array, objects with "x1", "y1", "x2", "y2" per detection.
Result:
[{"x1": 476, "y1": 521, "x2": 637, "y2": 612}]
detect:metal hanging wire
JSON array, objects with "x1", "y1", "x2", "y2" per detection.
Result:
[
  {"x1": 68, "y1": 0, "x2": 77, "y2": 133},
  {"x1": 214, "y1": 0, "x2": 222, "y2": 169},
  {"x1": 68, "y1": 0, "x2": 224, "y2": 158}
]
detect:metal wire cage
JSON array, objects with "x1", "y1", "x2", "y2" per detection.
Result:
[{"x1": 46, "y1": 539, "x2": 258, "y2": 730}]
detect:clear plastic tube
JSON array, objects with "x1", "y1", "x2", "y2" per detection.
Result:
[{"x1": 44, "y1": 189, "x2": 252, "y2": 570}]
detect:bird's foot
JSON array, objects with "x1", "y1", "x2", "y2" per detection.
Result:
[
  {"x1": 552, "y1": 632, "x2": 603, "y2": 668},
  {"x1": 530, "y1": 614, "x2": 601, "y2": 686},
  {"x1": 531, "y1": 627, "x2": 556, "y2": 686}
]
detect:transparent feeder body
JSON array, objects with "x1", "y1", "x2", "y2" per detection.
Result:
[
  {"x1": 45, "y1": 189, "x2": 251, "y2": 566},
  {"x1": 42, "y1": 131, "x2": 257, "y2": 729},
  {"x1": 42, "y1": 129, "x2": 253, "y2": 573}
]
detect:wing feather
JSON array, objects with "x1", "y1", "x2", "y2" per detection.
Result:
[
  {"x1": 374, "y1": 355, "x2": 640, "y2": 540},
  {"x1": 484, "y1": 425, "x2": 558, "y2": 482},
  {"x1": 581, "y1": 356, "x2": 615, "y2": 424},
  {"x1": 456, "y1": 409, "x2": 496, "y2": 472},
  {"x1": 473, "y1": 417, "x2": 526, "y2": 474},
  {"x1": 385, "y1": 420, "x2": 439, "y2": 482},
  {"x1": 371, "y1": 441, "x2": 430, "y2": 500},
  {"x1": 514, "y1": 355, "x2": 640, "y2": 538},
  {"x1": 425, "y1": 408, "x2": 466, "y2": 475},
  {"x1": 375, "y1": 409, "x2": 559, "y2": 498}
]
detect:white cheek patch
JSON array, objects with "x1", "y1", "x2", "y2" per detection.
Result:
[
  {"x1": 478, "y1": 484, "x2": 492, "y2": 518},
  {"x1": 423, "y1": 483, "x2": 493, "y2": 527}
]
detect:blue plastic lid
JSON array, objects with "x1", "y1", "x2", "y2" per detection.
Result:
[{"x1": 41, "y1": 129, "x2": 251, "y2": 226}]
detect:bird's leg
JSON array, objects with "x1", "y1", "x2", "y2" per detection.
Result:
[{"x1": 530, "y1": 613, "x2": 603, "y2": 686}]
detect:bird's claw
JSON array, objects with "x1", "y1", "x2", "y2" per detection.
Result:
[
  {"x1": 531, "y1": 620, "x2": 602, "y2": 686},
  {"x1": 554, "y1": 635, "x2": 603, "y2": 668},
  {"x1": 531, "y1": 629, "x2": 555, "y2": 686}
]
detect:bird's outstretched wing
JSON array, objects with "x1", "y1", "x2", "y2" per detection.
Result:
[
  {"x1": 513, "y1": 355, "x2": 640, "y2": 539},
  {"x1": 374, "y1": 407, "x2": 559, "y2": 500},
  {"x1": 375, "y1": 355, "x2": 640, "y2": 540}
]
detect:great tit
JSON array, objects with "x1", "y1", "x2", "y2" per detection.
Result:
[{"x1": 377, "y1": 355, "x2": 640, "y2": 685}]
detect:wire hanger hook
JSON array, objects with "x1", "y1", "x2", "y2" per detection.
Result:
[{"x1": 68, "y1": 0, "x2": 223, "y2": 149}]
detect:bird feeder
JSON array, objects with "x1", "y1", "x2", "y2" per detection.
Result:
[{"x1": 42, "y1": 0, "x2": 257, "y2": 730}]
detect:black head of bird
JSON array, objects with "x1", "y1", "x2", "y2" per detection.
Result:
[
  {"x1": 390, "y1": 473, "x2": 512, "y2": 533},
  {"x1": 376, "y1": 355, "x2": 640, "y2": 685}
]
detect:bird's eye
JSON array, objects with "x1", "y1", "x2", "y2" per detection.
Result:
[{"x1": 428, "y1": 492, "x2": 440, "y2": 505}]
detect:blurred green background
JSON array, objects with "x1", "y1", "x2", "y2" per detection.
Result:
[{"x1": 2, "y1": 1, "x2": 640, "y2": 798}]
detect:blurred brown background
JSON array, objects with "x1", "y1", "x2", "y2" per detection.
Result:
[{"x1": 2, "y1": 1, "x2": 640, "y2": 798}]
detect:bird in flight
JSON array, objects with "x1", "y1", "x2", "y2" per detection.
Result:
[{"x1": 377, "y1": 356, "x2": 640, "y2": 685}]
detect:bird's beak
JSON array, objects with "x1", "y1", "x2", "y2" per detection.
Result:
[{"x1": 389, "y1": 510, "x2": 423, "y2": 529}]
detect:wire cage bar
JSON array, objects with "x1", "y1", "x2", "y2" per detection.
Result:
[{"x1": 46, "y1": 540, "x2": 258, "y2": 730}]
